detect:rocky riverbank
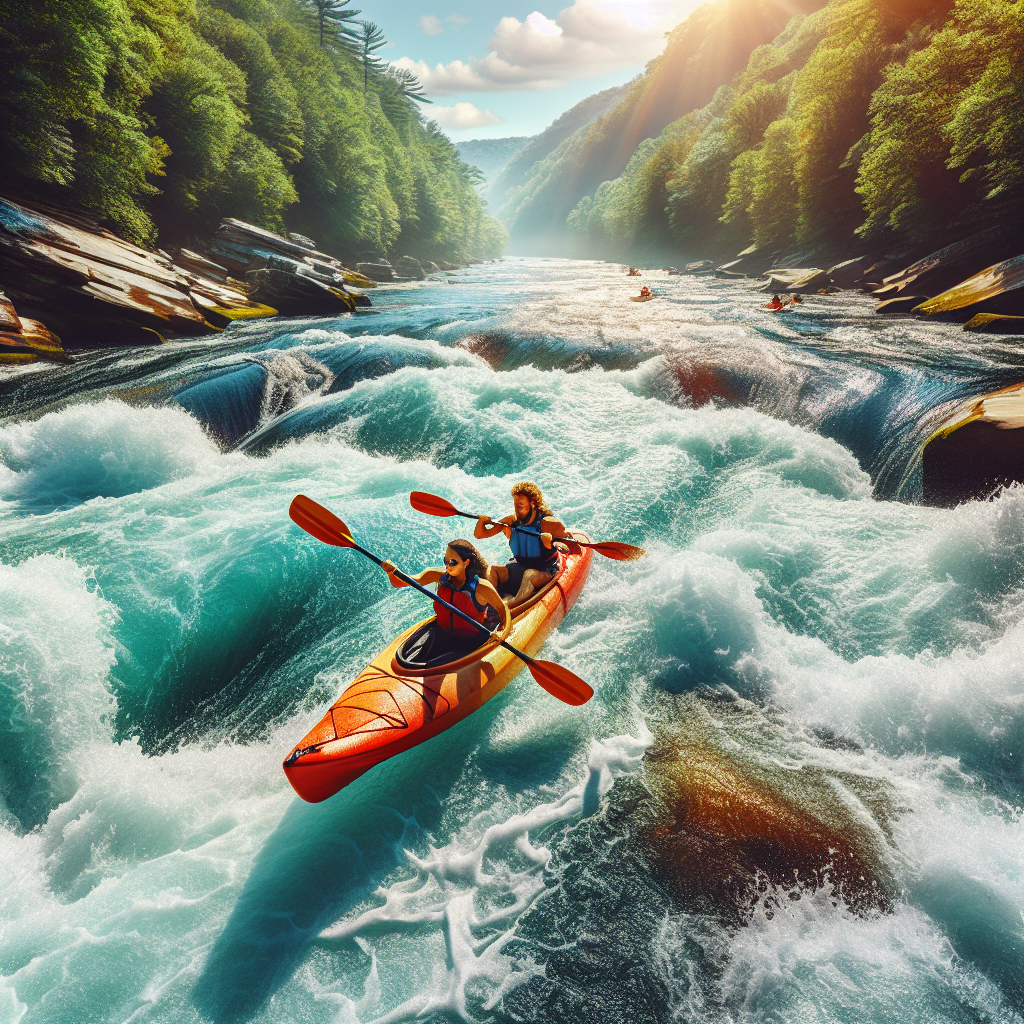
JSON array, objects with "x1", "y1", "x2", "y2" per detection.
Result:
[
  {"x1": 688, "y1": 226, "x2": 1024, "y2": 331},
  {"x1": 0, "y1": 195, "x2": 491, "y2": 366}
]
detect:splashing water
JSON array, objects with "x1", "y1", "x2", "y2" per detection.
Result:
[{"x1": 0, "y1": 259, "x2": 1021, "y2": 1024}]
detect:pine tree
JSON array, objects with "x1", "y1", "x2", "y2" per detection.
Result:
[
  {"x1": 354, "y1": 21, "x2": 387, "y2": 94},
  {"x1": 301, "y1": 0, "x2": 361, "y2": 51}
]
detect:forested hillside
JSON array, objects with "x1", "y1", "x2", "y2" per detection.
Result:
[
  {"x1": 488, "y1": 83, "x2": 631, "y2": 213},
  {"x1": 499, "y1": 0, "x2": 825, "y2": 250},
  {"x1": 0, "y1": 0, "x2": 506, "y2": 262},
  {"x1": 567, "y1": 0, "x2": 1023, "y2": 259}
]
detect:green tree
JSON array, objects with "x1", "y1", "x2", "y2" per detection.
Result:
[
  {"x1": 300, "y1": 0, "x2": 361, "y2": 51},
  {"x1": 352, "y1": 20, "x2": 386, "y2": 94}
]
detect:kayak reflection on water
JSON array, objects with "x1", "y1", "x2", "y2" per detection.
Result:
[
  {"x1": 381, "y1": 539, "x2": 508, "y2": 665},
  {"x1": 474, "y1": 481, "x2": 565, "y2": 608}
]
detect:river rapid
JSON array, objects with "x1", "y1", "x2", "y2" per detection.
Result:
[{"x1": 1, "y1": 258, "x2": 1021, "y2": 1024}]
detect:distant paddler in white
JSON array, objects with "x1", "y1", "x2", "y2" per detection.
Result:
[{"x1": 473, "y1": 481, "x2": 566, "y2": 609}]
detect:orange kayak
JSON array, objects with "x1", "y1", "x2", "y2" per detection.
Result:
[{"x1": 283, "y1": 534, "x2": 594, "y2": 802}]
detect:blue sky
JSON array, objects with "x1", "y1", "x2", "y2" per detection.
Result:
[{"x1": 354, "y1": 1, "x2": 705, "y2": 139}]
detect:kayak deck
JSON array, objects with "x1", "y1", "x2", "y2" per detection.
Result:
[{"x1": 283, "y1": 533, "x2": 594, "y2": 802}]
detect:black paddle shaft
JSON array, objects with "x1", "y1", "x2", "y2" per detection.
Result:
[
  {"x1": 447, "y1": 507, "x2": 582, "y2": 549},
  {"x1": 342, "y1": 537, "x2": 538, "y2": 666}
]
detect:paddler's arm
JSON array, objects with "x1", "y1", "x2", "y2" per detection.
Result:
[
  {"x1": 539, "y1": 516, "x2": 565, "y2": 549},
  {"x1": 475, "y1": 579, "x2": 509, "y2": 631},
  {"x1": 380, "y1": 561, "x2": 443, "y2": 589},
  {"x1": 474, "y1": 514, "x2": 513, "y2": 540}
]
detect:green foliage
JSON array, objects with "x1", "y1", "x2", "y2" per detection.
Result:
[
  {"x1": 565, "y1": 0, "x2": 1017, "y2": 258},
  {"x1": 0, "y1": 0, "x2": 504, "y2": 261},
  {"x1": 856, "y1": 0, "x2": 1024, "y2": 242}
]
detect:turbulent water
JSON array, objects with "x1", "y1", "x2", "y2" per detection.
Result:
[{"x1": 1, "y1": 259, "x2": 1021, "y2": 1024}]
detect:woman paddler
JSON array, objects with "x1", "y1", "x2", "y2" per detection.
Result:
[
  {"x1": 474, "y1": 481, "x2": 565, "y2": 608},
  {"x1": 381, "y1": 540, "x2": 509, "y2": 661}
]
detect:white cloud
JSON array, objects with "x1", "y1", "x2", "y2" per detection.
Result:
[
  {"x1": 395, "y1": 0, "x2": 703, "y2": 96},
  {"x1": 446, "y1": 14, "x2": 471, "y2": 25},
  {"x1": 419, "y1": 14, "x2": 444, "y2": 36},
  {"x1": 429, "y1": 101, "x2": 506, "y2": 131}
]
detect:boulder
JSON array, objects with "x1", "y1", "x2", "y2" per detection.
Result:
[
  {"x1": 861, "y1": 252, "x2": 914, "y2": 288},
  {"x1": 872, "y1": 227, "x2": 1020, "y2": 300},
  {"x1": 875, "y1": 295, "x2": 929, "y2": 315},
  {"x1": 356, "y1": 261, "x2": 399, "y2": 282},
  {"x1": 0, "y1": 289, "x2": 69, "y2": 363},
  {"x1": 913, "y1": 253, "x2": 1024, "y2": 322},
  {"x1": 715, "y1": 244, "x2": 781, "y2": 278},
  {"x1": 684, "y1": 259, "x2": 715, "y2": 273},
  {"x1": 963, "y1": 313, "x2": 1024, "y2": 335},
  {"x1": 287, "y1": 232, "x2": 317, "y2": 250},
  {"x1": 921, "y1": 382, "x2": 1024, "y2": 506},
  {"x1": 246, "y1": 255, "x2": 359, "y2": 315},
  {"x1": 761, "y1": 268, "x2": 830, "y2": 293},
  {"x1": 393, "y1": 255, "x2": 425, "y2": 281},
  {"x1": 0, "y1": 195, "x2": 218, "y2": 345},
  {"x1": 424, "y1": 262, "x2": 442, "y2": 275},
  {"x1": 827, "y1": 256, "x2": 874, "y2": 289}
]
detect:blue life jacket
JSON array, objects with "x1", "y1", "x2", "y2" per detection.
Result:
[{"x1": 509, "y1": 510, "x2": 559, "y2": 568}]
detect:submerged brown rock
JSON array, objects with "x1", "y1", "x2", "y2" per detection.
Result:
[{"x1": 643, "y1": 697, "x2": 898, "y2": 919}]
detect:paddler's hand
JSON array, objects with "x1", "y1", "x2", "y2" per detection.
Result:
[
  {"x1": 476, "y1": 514, "x2": 493, "y2": 528},
  {"x1": 381, "y1": 559, "x2": 397, "y2": 575},
  {"x1": 540, "y1": 532, "x2": 553, "y2": 547}
]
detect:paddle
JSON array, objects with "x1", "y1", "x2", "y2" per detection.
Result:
[
  {"x1": 408, "y1": 491, "x2": 647, "y2": 562},
  {"x1": 288, "y1": 494, "x2": 593, "y2": 706}
]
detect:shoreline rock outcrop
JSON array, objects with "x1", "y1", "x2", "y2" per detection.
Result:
[
  {"x1": 921, "y1": 381, "x2": 1024, "y2": 506},
  {"x1": 870, "y1": 227, "x2": 1019, "y2": 301},
  {"x1": 0, "y1": 197, "x2": 380, "y2": 364},
  {"x1": 913, "y1": 254, "x2": 1024, "y2": 323}
]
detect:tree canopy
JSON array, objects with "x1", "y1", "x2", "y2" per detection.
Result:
[{"x1": 0, "y1": 0, "x2": 506, "y2": 262}]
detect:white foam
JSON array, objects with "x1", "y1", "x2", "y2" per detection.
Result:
[
  {"x1": 0, "y1": 400, "x2": 221, "y2": 510},
  {"x1": 314, "y1": 727, "x2": 652, "y2": 1023}
]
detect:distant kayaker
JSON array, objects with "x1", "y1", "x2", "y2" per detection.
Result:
[
  {"x1": 381, "y1": 539, "x2": 508, "y2": 655},
  {"x1": 627, "y1": 267, "x2": 641, "y2": 276},
  {"x1": 765, "y1": 294, "x2": 784, "y2": 310},
  {"x1": 475, "y1": 481, "x2": 564, "y2": 608},
  {"x1": 640, "y1": 285, "x2": 652, "y2": 298},
  {"x1": 789, "y1": 294, "x2": 803, "y2": 305}
]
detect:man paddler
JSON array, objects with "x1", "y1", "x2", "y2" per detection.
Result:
[{"x1": 474, "y1": 481, "x2": 565, "y2": 608}]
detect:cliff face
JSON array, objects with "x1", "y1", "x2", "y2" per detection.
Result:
[{"x1": 500, "y1": 0, "x2": 827, "y2": 251}]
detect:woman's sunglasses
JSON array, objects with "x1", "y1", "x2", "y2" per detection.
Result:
[{"x1": 443, "y1": 557, "x2": 463, "y2": 567}]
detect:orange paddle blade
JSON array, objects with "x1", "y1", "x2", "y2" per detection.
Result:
[
  {"x1": 588, "y1": 541, "x2": 647, "y2": 561},
  {"x1": 526, "y1": 660, "x2": 593, "y2": 706},
  {"x1": 289, "y1": 494, "x2": 355, "y2": 548},
  {"x1": 409, "y1": 491, "x2": 460, "y2": 517}
]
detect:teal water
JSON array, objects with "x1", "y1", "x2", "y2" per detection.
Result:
[{"x1": 0, "y1": 259, "x2": 1021, "y2": 1023}]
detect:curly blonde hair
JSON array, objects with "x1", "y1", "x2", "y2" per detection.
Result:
[{"x1": 511, "y1": 481, "x2": 552, "y2": 516}]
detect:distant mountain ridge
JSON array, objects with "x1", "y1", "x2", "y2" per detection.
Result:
[
  {"x1": 455, "y1": 137, "x2": 530, "y2": 193},
  {"x1": 488, "y1": 83, "x2": 633, "y2": 211}
]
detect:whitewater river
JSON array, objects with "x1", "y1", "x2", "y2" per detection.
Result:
[{"x1": 1, "y1": 258, "x2": 1021, "y2": 1024}]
